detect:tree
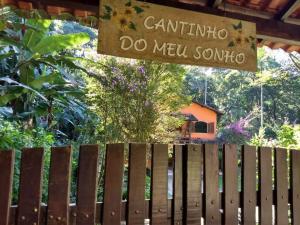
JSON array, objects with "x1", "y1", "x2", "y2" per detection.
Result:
[{"x1": 85, "y1": 58, "x2": 189, "y2": 143}]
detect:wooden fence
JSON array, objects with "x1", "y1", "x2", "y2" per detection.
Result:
[{"x1": 0, "y1": 143, "x2": 299, "y2": 225}]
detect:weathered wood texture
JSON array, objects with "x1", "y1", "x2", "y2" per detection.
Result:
[
  {"x1": 150, "y1": 144, "x2": 169, "y2": 225},
  {"x1": 127, "y1": 143, "x2": 147, "y2": 225},
  {"x1": 241, "y1": 145, "x2": 257, "y2": 225},
  {"x1": 183, "y1": 144, "x2": 202, "y2": 225},
  {"x1": 0, "y1": 150, "x2": 15, "y2": 225},
  {"x1": 204, "y1": 144, "x2": 220, "y2": 225},
  {"x1": 17, "y1": 148, "x2": 44, "y2": 225},
  {"x1": 47, "y1": 146, "x2": 72, "y2": 225},
  {"x1": 76, "y1": 145, "x2": 99, "y2": 225},
  {"x1": 102, "y1": 144, "x2": 125, "y2": 225},
  {"x1": 223, "y1": 144, "x2": 238, "y2": 225},
  {"x1": 3, "y1": 143, "x2": 300, "y2": 225}
]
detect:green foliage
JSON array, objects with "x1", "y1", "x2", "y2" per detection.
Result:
[
  {"x1": 85, "y1": 58, "x2": 189, "y2": 143},
  {"x1": 277, "y1": 124, "x2": 300, "y2": 149}
]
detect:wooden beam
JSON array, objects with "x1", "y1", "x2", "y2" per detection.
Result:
[
  {"x1": 207, "y1": 0, "x2": 223, "y2": 8},
  {"x1": 3, "y1": 0, "x2": 300, "y2": 46},
  {"x1": 274, "y1": 0, "x2": 300, "y2": 21}
]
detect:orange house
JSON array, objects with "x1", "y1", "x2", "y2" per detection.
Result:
[{"x1": 179, "y1": 101, "x2": 222, "y2": 142}]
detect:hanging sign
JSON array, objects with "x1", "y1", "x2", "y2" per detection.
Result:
[{"x1": 98, "y1": 0, "x2": 257, "y2": 71}]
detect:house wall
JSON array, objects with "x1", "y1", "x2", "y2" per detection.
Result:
[{"x1": 180, "y1": 103, "x2": 217, "y2": 140}]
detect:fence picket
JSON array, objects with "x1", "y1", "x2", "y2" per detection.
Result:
[
  {"x1": 275, "y1": 148, "x2": 289, "y2": 225},
  {"x1": 183, "y1": 144, "x2": 202, "y2": 225},
  {"x1": 241, "y1": 145, "x2": 256, "y2": 225},
  {"x1": 223, "y1": 144, "x2": 238, "y2": 225},
  {"x1": 102, "y1": 144, "x2": 124, "y2": 225},
  {"x1": 150, "y1": 144, "x2": 169, "y2": 225},
  {"x1": 172, "y1": 145, "x2": 183, "y2": 225},
  {"x1": 17, "y1": 148, "x2": 44, "y2": 225},
  {"x1": 47, "y1": 146, "x2": 72, "y2": 225},
  {"x1": 0, "y1": 150, "x2": 15, "y2": 225},
  {"x1": 291, "y1": 150, "x2": 300, "y2": 225},
  {"x1": 204, "y1": 144, "x2": 220, "y2": 225},
  {"x1": 259, "y1": 147, "x2": 273, "y2": 225},
  {"x1": 76, "y1": 145, "x2": 99, "y2": 225},
  {"x1": 127, "y1": 143, "x2": 147, "y2": 225}
]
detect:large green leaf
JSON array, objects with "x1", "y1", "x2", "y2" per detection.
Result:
[
  {"x1": 32, "y1": 32, "x2": 90, "y2": 55},
  {"x1": 29, "y1": 73, "x2": 60, "y2": 89},
  {"x1": 23, "y1": 19, "x2": 51, "y2": 49}
]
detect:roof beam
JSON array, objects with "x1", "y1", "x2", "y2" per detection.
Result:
[
  {"x1": 274, "y1": 0, "x2": 300, "y2": 21},
  {"x1": 207, "y1": 0, "x2": 223, "y2": 8},
  {"x1": 5, "y1": 0, "x2": 300, "y2": 46}
]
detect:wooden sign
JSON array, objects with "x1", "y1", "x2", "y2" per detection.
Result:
[{"x1": 98, "y1": 0, "x2": 257, "y2": 71}]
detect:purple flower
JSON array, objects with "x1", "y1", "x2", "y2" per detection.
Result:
[{"x1": 137, "y1": 66, "x2": 146, "y2": 75}]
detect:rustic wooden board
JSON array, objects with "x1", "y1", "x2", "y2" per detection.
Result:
[
  {"x1": 241, "y1": 145, "x2": 257, "y2": 225},
  {"x1": 150, "y1": 144, "x2": 169, "y2": 225},
  {"x1": 76, "y1": 145, "x2": 99, "y2": 225},
  {"x1": 223, "y1": 144, "x2": 238, "y2": 225},
  {"x1": 0, "y1": 150, "x2": 15, "y2": 225},
  {"x1": 274, "y1": 148, "x2": 288, "y2": 225},
  {"x1": 290, "y1": 150, "x2": 300, "y2": 225},
  {"x1": 47, "y1": 146, "x2": 72, "y2": 225},
  {"x1": 258, "y1": 147, "x2": 273, "y2": 225},
  {"x1": 127, "y1": 143, "x2": 147, "y2": 225},
  {"x1": 183, "y1": 144, "x2": 202, "y2": 225},
  {"x1": 102, "y1": 144, "x2": 125, "y2": 225},
  {"x1": 204, "y1": 144, "x2": 220, "y2": 225},
  {"x1": 98, "y1": 0, "x2": 257, "y2": 71},
  {"x1": 17, "y1": 148, "x2": 44, "y2": 225},
  {"x1": 172, "y1": 145, "x2": 183, "y2": 225}
]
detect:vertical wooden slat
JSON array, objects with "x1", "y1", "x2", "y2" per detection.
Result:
[
  {"x1": 172, "y1": 145, "x2": 183, "y2": 225},
  {"x1": 223, "y1": 144, "x2": 238, "y2": 225},
  {"x1": 291, "y1": 150, "x2": 300, "y2": 225},
  {"x1": 204, "y1": 144, "x2": 220, "y2": 225},
  {"x1": 183, "y1": 144, "x2": 202, "y2": 225},
  {"x1": 76, "y1": 145, "x2": 99, "y2": 225},
  {"x1": 258, "y1": 147, "x2": 273, "y2": 225},
  {"x1": 241, "y1": 145, "x2": 256, "y2": 225},
  {"x1": 17, "y1": 148, "x2": 44, "y2": 225},
  {"x1": 274, "y1": 148, "x2": 288, "y2": 225},
  {"x1": 126, "y1": 143, "x2": 147, "y2": 225},
  {"x1": 150, "y1": 144, "x2": 169, "y2": 225},
  {"x1": 47, "y1": 146, "x2": 72, "y2": 225},
  {"x1": 102, "y1": 144, "x2": 124, "y2": 225},
  {"x1": 0, "y1": 150, "x2": 15, "y2": 225}
]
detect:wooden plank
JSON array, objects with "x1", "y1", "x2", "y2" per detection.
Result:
[
  {"x1": 258, "y1": 147, "x2": 273, "y2": 225},
  {"x1": 102, "y1": 144, "x2": 124, "y2": 225},
  {"x1": 0, "y1": 150, "x2": 15, "y2": 225},
  {"x1": 126, "y1": 143, "x2": 147, "y2": 225},
  {"x1": 274, "y1": 0, "x2": 300, "y2": 20},
  {"x1": 76, "y1": 145, "x2": 99, "y2": 225},
  {"x1": 274, "y1": 148, "x2": 289, "y2": 225},
  {"x1": 150, "y1": 144, "x2": 169, "y2": 225},
  {"x1": 17, "y1": 148, "x2": 44, "y2": 225},
  {"x1": 183, "y1": 144, "x2": 202, "y2": 225},
  {"x1": 241, "y1": 145, "x2": 256, "y2": 225},
  {"x1": 172, "y1": 145, "x2": 183, "y2": 225},
  {"x1": 47, "y1": 146, "x2": 72, "y2": 225},
  {"x1": 204, "y1": 144, "x2": 220, "y2": 225},
  {"x1": 290, "y1": 150, "x2": 300, "y2": 225},
  {"x1": 223, "y1": 144, "x2": 238, "y2": 225}
]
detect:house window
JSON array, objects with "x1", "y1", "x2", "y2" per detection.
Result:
[
  {"x1": 194, "y1": 122, "x2": 215, "y2": 133},
  {"x1": 195, "y1": 121, "x2": 208, "y2": 133}
]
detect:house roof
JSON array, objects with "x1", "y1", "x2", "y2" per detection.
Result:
[
  {"x1": 1, "y1": 0, "x2": 300, "y2": 53},
  {"x1": 181, "y1": 113, "x2": 199, "y2": 121},
  {"x1": 192, "y1": 100, "x2": 224, "y2": 115}
]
